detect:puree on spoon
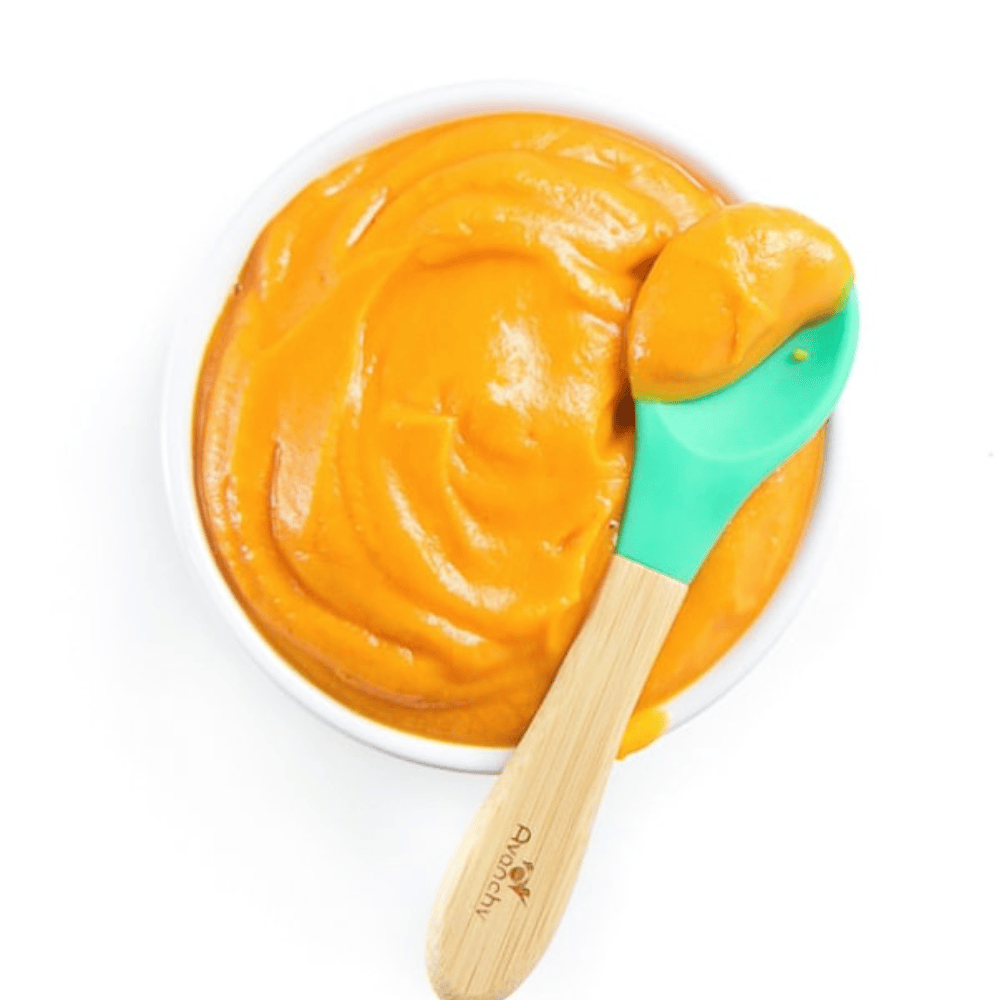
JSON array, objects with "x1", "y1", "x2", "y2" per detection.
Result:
[
  {"x1": 627, "y1": 203, "x2": 853, "y2": 401},
  {"x1": 194, "y1": 113, "x2": 851, "y2": 753}
]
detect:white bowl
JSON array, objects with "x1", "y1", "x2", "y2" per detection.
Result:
[{"x1": 161, "y1": 81, "x2": 844, "y2": 774}]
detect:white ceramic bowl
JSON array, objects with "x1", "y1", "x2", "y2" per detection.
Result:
[{"x1": 161, "y1": 81, "x2": 844, "y2": 773}]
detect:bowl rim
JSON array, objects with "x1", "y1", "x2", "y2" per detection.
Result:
[{"x1": 161, "y1": 79, "x2": 845, "y2": 774}]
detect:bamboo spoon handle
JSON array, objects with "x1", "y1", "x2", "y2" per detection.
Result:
[{"x1": 426, "y1": 554, "x2": 688, "y2": 1000}]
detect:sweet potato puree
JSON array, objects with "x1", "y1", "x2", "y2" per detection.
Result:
[
  {"x1": 627, "y1": 203, "x2": 853, "y2": 401},
  {"x1": 194, "y1": 113, "x2": 852, "y2": 754}
]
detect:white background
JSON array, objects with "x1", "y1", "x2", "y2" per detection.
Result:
[{"x1": 2, "y1": 1, "x2": 998, "y2": 997}]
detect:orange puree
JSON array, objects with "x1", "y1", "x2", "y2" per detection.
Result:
[
  {"x1": 194, "y1": 113, "x2": 843, "y2": 752},
  {"x1": 628, "y1": 203, "x2": 853, "y2": 401}
]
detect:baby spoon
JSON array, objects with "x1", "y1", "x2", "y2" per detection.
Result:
[{"x1": 426, "y1": 289, "x2": 859, "y2": 1000}]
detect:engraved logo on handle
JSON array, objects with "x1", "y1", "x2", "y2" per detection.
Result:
[
  {"x1": 508, "y1": 861, "x2": 534, "y2": 903},
  {"x1": 474, "y1": 823, "x2": 533, "y2": 919}
]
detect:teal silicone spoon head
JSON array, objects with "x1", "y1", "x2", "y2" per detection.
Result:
[{"x1": 616, "y1": 287, "x2": 859, "y2": 583}]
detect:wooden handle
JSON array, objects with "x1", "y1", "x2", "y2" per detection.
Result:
[{"x1": 426, "y1": 555, "x2": 688, "y2": 1000}]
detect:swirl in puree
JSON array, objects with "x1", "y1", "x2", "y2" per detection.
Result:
[{"x1": 195, "y1": 113, "x2": 852, "y2": 753}]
